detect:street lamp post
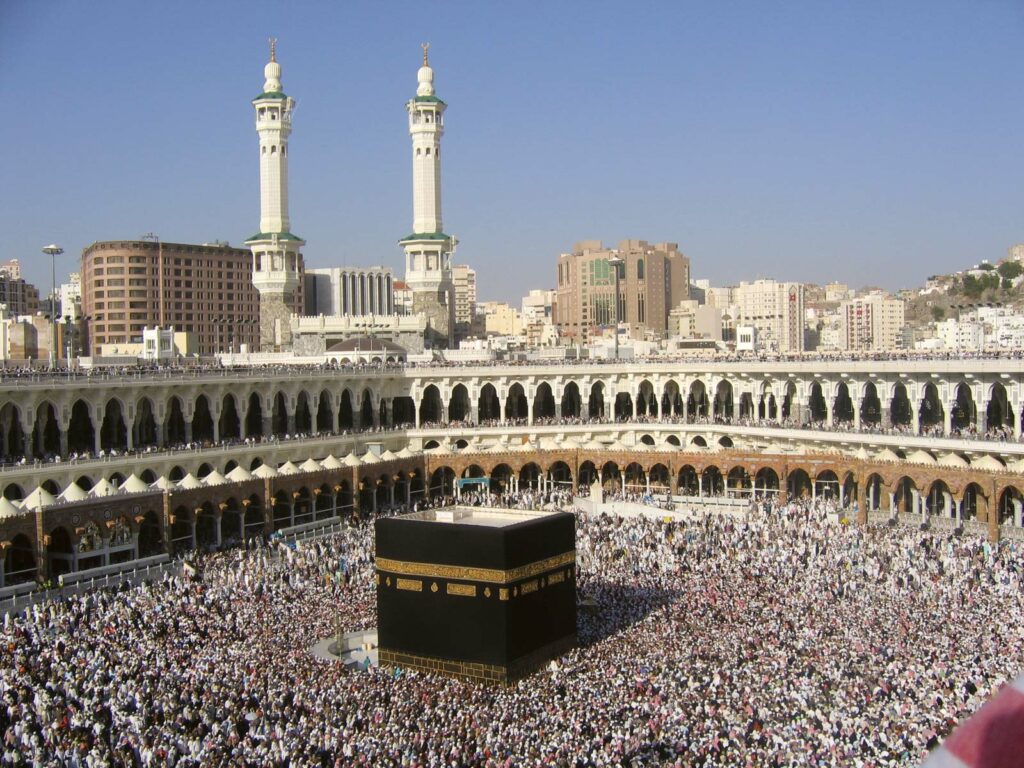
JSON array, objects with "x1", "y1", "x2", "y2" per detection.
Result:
[
  {"x1": 607, "y1": 255, "x2": 624, "y2": 360},
  {"x1": 42, "y1": 245, "x2": 64, "y2": 370}
]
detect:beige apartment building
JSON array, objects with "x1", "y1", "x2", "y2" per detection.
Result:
[
  {"x1": 555, "y1": 240, "x2": 689, "y2": 343},
  {"x1": 81, "y1": 240, "x2": 300, "y2": 355},
  {"x1": 841, "y1": 293, "x2": 905, "y2": 351},
  {"x1": 729, "y1": 279, "x2": 806, "y2": 353},
  {"x1": 452, "y1": 264, "x2": 477, "y2": 338}
]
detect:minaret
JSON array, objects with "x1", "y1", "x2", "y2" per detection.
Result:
[
  {"x1": 246, "y1": 38, "x2": 304, "y2": 352},
  {"x1": 400, "y1": 43, "x2": 456, "y2": 349}
]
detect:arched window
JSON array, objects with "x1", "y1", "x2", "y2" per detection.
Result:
[{"x1": 637, "y1": 259, "x2": 645, "y2": 280}]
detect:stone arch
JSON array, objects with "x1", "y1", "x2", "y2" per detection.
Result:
[
  {"x1": 690, "y1": 435, "x2": 707, "y2": 448},
  {"x1": 99, "y1": 397, "x2": 128, "y2": 452},
  {"x1": 0, "y1": 403, "x2": 25, "y2": 460},
  {"x1": 169, "y1": 507, "x2": 195, "y2": 554},
  {"x1": 168, "y1": 465, "x2": 185, "y2": 482},
  {"x1": 890, "y1": 383, "x2": 912, "y2": 427},
  {"x1": 47, "y1": 526, "x2": 73, "y2": 578},
  {"x1": 478, "y1": 383, "x2": 501, "y2": 423},
  {"x1": 504, "y1": 383, "x2": 528, "y2": 422},
  {"x1": 165, "y1": 396, "x2": 187, "y2": 445},
  {"x1": 600, "y1": 461, "x2": 621, "y2": 492},
  {"x1": 701, "y1": 465, "x2": 724, "y2": 495},
  {"x1": 986, "y1": 382, "x2": 1013, "y2": 432},
  {"x1": 661, "y1": 379, "x2": 683, "y2": 417},
  {"x1": 2, "y1": 483, "x2": 24, "y2": 501},
  {"x1": 588, "y1": 382, "x2": 606, "y2": 419},
  {"x1": 635, "y1": 380, "x2": 657, "y2": 417},
  {"x1": 833, "y1": 382, "x2": 854, "y2": 423},
  {"x1": 713, "y1": 380, "x2": 733, "y2": 420},
  {"x1": 759, "y1": 381, "x2": 778, "y2": 421},
  {"x1": 860, "y1": 382, "x2": 881, "y2": 426},
  {"x1": 727, "y1": 465, "x2": 751, "y2": 496},
  {"x1": 271, "y1": 391, "x2": 289, "y2": 436},
  {"x1": 133, "y1": 396, "x2": 159, "y2": 448},
  {"x1": 754, "y1": 467, "x2": 779, "y2": 495},
  {"x1": 814, "y1": 469, "x2": 840, "y2": 500},
  {"x1": 718, "y1": 436, "x2": 734, "y2": 449},
  {"x1": 393, "y1": 396, "x2": 415, "y2": 427},
  {"x1": 32, "y1": 400, "x2": 60, "y2": 458},
  {"x1": 649, "y1": 463, "x2": 670, "y2": 491},
  {"x1": 677, "y1": 464, "x2": 698, "y2": 495},
  {"x1": 533, "y1": 383, "x2": 556, "y2": 421},
  {"x1": 338, "y1": 389, "x2": 355, "y2": 430},
  {"x1": 316, "y1": 390, "x2": 334, "y2": 433},
  {"x1": 918, "y1": 383, "x2": 944, "y2": 432},
  {"x1": 738, "y1": 392, "x2": 755, "y2": 419},
  {"x1": 893, "y1": 475, "x2": 918, "y2": 514},
  {"x1": 192, "y1": 394, "x2": 215, "y2": 444},
  {"x1": 808, "y1": 382, "x2": 827, "y2": 423},
  {"x1": 419, "y1": 385, "x2": 443, "y2": 425},
  {"x1": 613, "y1": 391, "x2": 633, "y2": 421},
  {"x1": 429, "y1": 466, "x2": 456, "y2": 500},
  {"x1": 219, "y1": 394, "x2": 241, "y2": 441},
  {"x1": 639, "y1": 433, "x2": 655, "y2": 446},
  {"x1": 560, "y1": 382, "x2": 582, "y2": 419},
  {"x1": 926, "y1": 479, "x2": 954, "y2": 517},
  {"x1": 623, "y1": 462, "x2": 645, "y2": 492},
  {"x1": 449, "y1": 384, "x2": 471, "y2": 422},
  {"x1": 864, "y1": 473, "x2": 885, "y2": 511},
  {"x1": 998, "y1": 486, "x2": 1024, "y2": 526},
  {"x1": 781, "y1": 380, "x2": 797, "y2": 421},
  {"x1": 950, "y1": 382, "x2": 975, "y2": 433},
  {"x1": 962, "y1": 482, "x2": 984, "y2": 521},
  {"x1": 688, "y1": 380, "x2": 709, "y2": 420},
  {"x1": 67, "y1": 399, "x2": 95, "y2": 454},
  {"x1": 577, "y1": 460, "x2": 598, "y2": 489},
  {"x1": 787, "y1": 468, "x2": 812, "y2": 499},
  {"x1": 294, "y1": 391, "x2": 312, "y2": 433},
  {"x1": 548, "y1": 460, "x2": 573, "y2": 488},
  {"x1": 519, "y1": 462, "x2": 542, "y2": 490},
  {"x1": 359, "y1": 389, "x2": 374, "y2": 427},
  {"x1": 490, "y1": 463, "x2": 514, "y2": 494},
  {"x1": 245, "y1": 392, "x2": 264, "y2": 438}
]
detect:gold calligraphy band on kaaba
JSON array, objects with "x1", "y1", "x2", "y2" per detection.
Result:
[{"x1": 375, "y1": 551, "x2": 575, "y2": 585}]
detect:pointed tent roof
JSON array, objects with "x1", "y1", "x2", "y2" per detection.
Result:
[
  {"x1": 906, "y1": 449, "x2": 936, "y2": 466},
  {"x1": 150, "y1": 476, "x2": 175, "y2": 491},
  {"x1": 226, "y1": 465, "x2": 253, "y2": 482},
  {"x1": 875, "y1": 448, "x2": 901, "y2": 462},
  {"x1": 427, "y1": 444, "x2": 451, "y2": 455},
  {"x1": 176, "y1": 473, "x2": 203, "y2": 490},
  {"x1": 853, "y1": 447, "x2": 870, "y2": 461},
  {"x1": 121, "y1": 474, "x2": 150, "y2": 493},
  {"x1": 22, "y1": 487, "x2": 56, "y2": 511},
  {"x1": 203, "y1": 470, "x2": 228, "y2": 487},
  {"x1": 90, "y1": 478, "x2": 118, "y2": 497},
  {"x1": 937, "y1": 453, "x2": 970, "y2": 469},
  {"x1": 360, "y1": 452, "x2": 381, "y2": 464},
  {"x1": 299, "y1": 458, "x2": 322, "y2": 473},
  {"x1": 59, "y1": 483, "x2": 89, "y2": 502},
  {"x1": 320, "y1": 454, "x2": 344, "y2": 470},
  {"x1": 278, "y1": 461, "x2": 301, "y2": 475},
  {"x1": 395, "y1": 446, "x2": 416, "y2": 458},
  {"x1": 0, "y1": 497, "x2": 24, "y2": 519},
  {"x1": 380, "y1": 449, "x2": 399, "y2": 462},
  {"x1": 252, "y1": 463, "x2": 279, "y2": 479},
  {"x1": 973, "y1": 454, "x2": 1006, "y2": 471},
  {"x1": 342, "y1": 453, "x2": 362, "y2": 467},
  {"x1": 1005, "y1": 457, "x2": 1024, "y2": 474}
]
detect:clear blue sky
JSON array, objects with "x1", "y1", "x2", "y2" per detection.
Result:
[{"x1": 2, "y1": 0, "x2": 1022, "y2": 303}]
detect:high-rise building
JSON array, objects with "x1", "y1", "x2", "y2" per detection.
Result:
[
  {"x1": 245, "y1": 40, "x2": 305, "y2": 351},
  {"x1": 304, "y1": 267, "x2": 395, "y2": 316},
  {"x1": 59, "y1": 273, "x2": 81, "y2": 322},
  {"x1": 730, "y1": 279, "x2": 805, "y2": 353},
  {"x1": 840, "y1": 293, "x2": 905, "y2": 351},
  {"x1": 0, "y1": 273, "x2": 39, "y2": 317},
  {"x1": 554, "y1": 240, "x2": 690, "y2": 343},
  {"x1": 400, "y1": 45, "x2": 455, "y2": 348},
  {"x1": 0, "y1": 260, "x2": 22, "y2": 280},
  {"x1": 80, "y1": 240, "x2": 260, "y2": 354},
  {"x1": 452, "y1": 264, "x2": 476, "y2": 338}
]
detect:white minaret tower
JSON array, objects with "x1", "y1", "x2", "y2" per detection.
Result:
[
  {"x1": 400, "y1": 43, "x2": 455, "y2": 349},
  {"x1": 246, "y1": 38, "x2": 304, "y2": 352}
]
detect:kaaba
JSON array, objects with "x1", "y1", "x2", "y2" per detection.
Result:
[{"x1": 375, "y1": 507, "x2": 577, "y2": 683}]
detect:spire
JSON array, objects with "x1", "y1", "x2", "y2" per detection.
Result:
[
  {"x1": 263, "y1": 37, "x2": 282, "y2": 93},
  {"x1": 416, "y1": 42, "x2": 435, "y2": 97}
]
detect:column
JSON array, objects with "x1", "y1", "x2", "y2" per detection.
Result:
[
  {"x1": 645, "y1": 472, "x2": 650, "y2": 496},
  {"x1": 943, "y1": 407, "x2": 952, "y2": 437},
  {"x1": 852, "y1": 404, "x2": 861, "y2": 431},
  {"x1": 888, "y1": 491, "x2": 896, "y2": 516},
  {"x1": 912, "y1": 489, "x2": 923, "y2": 522},
  {"x1": 839, "y1": 483, "x2": 844, "y2": 508},
  {"x1": 214, "y1": 515, "x2": 223, "y2": 547},
  {"x1": 211, "y1": 411, "x2": 220, "y2": 444},
  {"x1": 943, "y1": 491, "x2": 953, "y2": 518},
  {"x1": 825, "y1": 401, "x2": 834, "y2": 428},
  {"x1": 310, "y1": 401, "x2": 320, "y2": 434},
  {"x1": 880, "y1": 404, "x2": 891, "y2": 429},
  {"x1": 1014, "y1": 499, "x2": 1023, "y2": 528},
  {"x1": 698, "y1": 474, "x2": 703, "y2": 497},
  {"x1": 910, "y1": 402, "x2": 920, "y2": 435},
  {"x1": 184, "y1": 419, "x2": 193, "y2": 444},
  {"x1": 527, "y1": 398, "x2": 534, "y2": 426},
  {"x1": 289, "y1": 500, "x2": 296, "y2": 528}
]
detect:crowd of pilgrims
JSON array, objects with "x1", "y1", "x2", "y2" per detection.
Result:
[{"x1": 0, "y1": 497, "x2": 1022, "y2": 767}]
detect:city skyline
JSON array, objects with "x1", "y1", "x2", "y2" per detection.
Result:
[{"x1": 4, "y1": 1, "x2": 1023, "y2": 303}]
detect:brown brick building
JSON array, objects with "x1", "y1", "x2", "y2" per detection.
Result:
[
  {"x1": 555, "y1": 240, "x2": 690, "y2": 343},
  {"x1": 0, "y1": 275, "x2": 40, "y2": 317},
  {"x1": 80, "y1": 240, "x2": 302, "y2": 355}
]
